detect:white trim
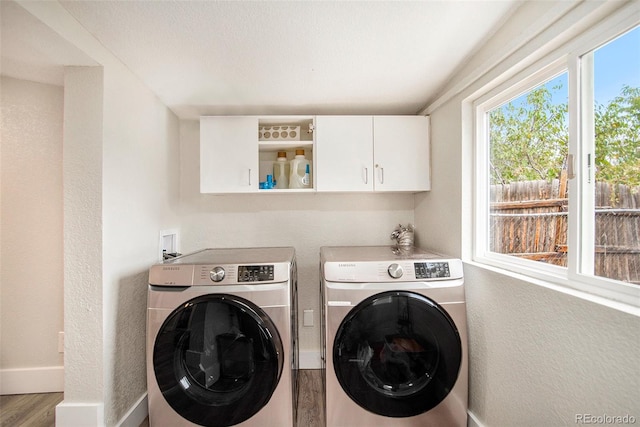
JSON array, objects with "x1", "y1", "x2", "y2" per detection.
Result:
[
  {"x1": 465, "y1": 260, "x2": 640, "y2": 317},
  {"x1": 298, "y1": 350, "x2": 322, "y2": 369},
  {"x1": 467, "y1": 410, "x2": 486, "y2": 427},
  {"x1": 116, "y1": 393, "x2": 148, "y2": 427},
  {"x1": 0, "y1": 366, "x2": 63, "y2": 395},
  {"x1": 55, "y1": 401, "x2": 104, "y2": 427}
]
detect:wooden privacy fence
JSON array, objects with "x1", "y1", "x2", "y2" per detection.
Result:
[{"x1": 490, "y1": 172, "x2": 640, "y2": 284}]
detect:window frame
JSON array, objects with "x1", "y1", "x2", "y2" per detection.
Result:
[{"x1": 472, "y1": 6, "x2": 640, "y2": 308}]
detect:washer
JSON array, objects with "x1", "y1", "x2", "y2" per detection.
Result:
[
  {"x1": 147, "y1": 247, "x2": 298, "y2": 427},
  {"x1": 320, "y1": 246, "x2": 468, "y2": 427}
]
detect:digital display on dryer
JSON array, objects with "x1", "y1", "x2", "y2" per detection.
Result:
[
  {"x1": 414, "y1": 262, "x2": 450, "y2": 279},
  {"x1": 238, "y1": 265, "x2": 274, "y2": 282}
]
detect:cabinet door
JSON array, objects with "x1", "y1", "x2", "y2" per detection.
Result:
[
  {"x1": 200, "y1": 116, "x2": 258, "y2": 193},
  {"x1": 315, "y1": 116, "x2": 374, "y2": 192},
  {"x1": 373, "y1": 116, "x2": 430, "y2": 192}
]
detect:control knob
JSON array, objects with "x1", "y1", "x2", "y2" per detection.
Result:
[
  {"x1": 387, "y1": 263, "x2": 403, "y2": 279},
  {"x1": 210, "y1": 266, "x2": 225, "y2": 282}
]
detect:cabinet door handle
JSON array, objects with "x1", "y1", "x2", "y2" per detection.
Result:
[
  {"x1": 379, "y1": 167, "x2": 384, "y2": 184},
  {"x1": 363, "y1": 167, "x2": 368, "y2": 184},
  {"x1": 248, "y1": 168, "x2": 252, "y2": 186}
]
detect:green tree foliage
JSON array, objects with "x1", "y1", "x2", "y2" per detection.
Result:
[
  {"x1": 489, "y1": 83, "x2": 568, "y2": 185},
  {"x1": 594, "y1": 85, "x2": 640, "y2": 187},
  {"x1": 489, "y1": 83, "x2": 639, "y2": 187}
]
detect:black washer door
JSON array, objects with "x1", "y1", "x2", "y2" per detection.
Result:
[
  {"x1": 333, "y1": 291, "x2": 461, "y2": 418},
  {"x1": 154, "y1": 294, "x2": 283, "y2": 427}
]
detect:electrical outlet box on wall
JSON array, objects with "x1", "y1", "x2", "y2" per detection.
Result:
[
  {"x1": 159, "y1": 229, "x2": 180, "y2": 262},
  {"x1": 303, "y1": 310, "x2": 314, "y2": 327}
]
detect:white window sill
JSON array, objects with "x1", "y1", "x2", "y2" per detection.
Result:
[{"x1": 465, "y1": 257, "x2": 640, "y2": 317}]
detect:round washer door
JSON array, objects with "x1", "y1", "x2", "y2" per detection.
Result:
[
  {"x1": 153, "y1": 294, "x2": 283, "y2": 427},
  {"x1": 333, "y1": 291, "x2": 461, "y2": 418}
]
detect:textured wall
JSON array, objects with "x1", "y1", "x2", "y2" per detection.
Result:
[
  {"x1": 465, "y1": 264, "x2": 640, "y2": 426},
  {"x1": 101, "y1": 64, "x2": 181, "y2": 426},
  {"x1": 0, "y1": 77, "x2": 64, "y2": 381},
  {"x1": 15, "y1": 2, "x2": 181, "y2": 424},
  {"x1": 414, "y1": 94, "x2": 462, "y2": 258},
  {"x1": 62, "y1": 66, "x2": 104, "y2": 405}
]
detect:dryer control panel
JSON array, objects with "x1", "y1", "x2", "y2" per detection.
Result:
[
  {"x1": 414, "y1": 262, "x2": 450, "y2": 279},
  {"x1": 322, "y1": 259, "x2": 463, "y2": 283}
]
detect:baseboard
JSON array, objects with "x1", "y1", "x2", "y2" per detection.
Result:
[
  {"x1": 299, "y1": 350, "x2": 322, "y2": 369},
  {"x1": 55, "y1": 401, "x2": 104, "y2": 427},
  {"x1": 54, "y1": 393, "x2": 146, "y2": 427},
  {"x1": 468, "y1": 410, "x2": 485, "y2": 427},
  {"x1": 116, "y1": 392, "x2": 148, "y2": 427},
  {"x1": 0, "y1": 366, "x2": 64, "y2": 395}
]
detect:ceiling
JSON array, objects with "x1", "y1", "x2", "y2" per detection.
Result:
[
  {"x1": 1, "y1": 0, "x2": 521, "y2": 120},
  {"x1": 0, "y1": 1, "x2": 97, "y2": 86}
]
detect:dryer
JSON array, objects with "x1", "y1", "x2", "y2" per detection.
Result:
[
  {"x1": 147, "y1": 247, "x2": 298, "y2": 427},
  {"x1": 320, "y1": 246, "x2": 468, "y2": 427}
]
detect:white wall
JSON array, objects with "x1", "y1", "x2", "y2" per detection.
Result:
[
  {"x1": 101, "y1": 62, "x2": 181, "y2": 425},
  {"x1": 14, "y1": 2, "x2": 182, "y2": 425},
  {"x1": 57, "y1": 64, "x2": 181, "y2": 427},
  {"x1": 415, "y1": 2, "x2": 640, "y2": 425},
  {"x1": 464, "y1": 263, "x2": 639, "y2": 426},
  {"x1": 58, "y1": 64, "x2": 181, "y2": 427},
  {"x1": 179, "y1": 120, "x2": 415, "y2": 363},
  {"x1": 0, "y1": 76, "x2": 64, "y2": 393},
  {"x1": 58, "y1": 66, "x2": 105, "y2": 425},
  {"x1": 413, "y1": 95, "x2": 462, "y2": 258}
]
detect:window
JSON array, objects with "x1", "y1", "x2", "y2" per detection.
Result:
[
  {"x1": 581, "y1": 28, "x2": 640, "y2": 284},
  {"x1": 487, "y1": 72, "x2": 569, "y2": 268},
  {"x1": 474, "y1": 12, "x2": 639, "y2": 306}
]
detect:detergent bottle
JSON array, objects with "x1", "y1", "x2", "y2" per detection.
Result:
[
  {"x1": 273, "y1": 151, "x2": 289, "y2": 189},
  {"x1": 289, "y1": 149, "x2": 311, "y2": 189}
]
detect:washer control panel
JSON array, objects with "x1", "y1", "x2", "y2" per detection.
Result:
[{"x1": 414, "y1": 262, "x2": 450, "y2": 279}]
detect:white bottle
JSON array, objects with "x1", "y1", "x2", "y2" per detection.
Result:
[
  {"x1": 273, "y1": 151, "x2": 289, "y2": 189},
  {"x1": 289, "y1": 149, "x2": 311, "y2": 189}
]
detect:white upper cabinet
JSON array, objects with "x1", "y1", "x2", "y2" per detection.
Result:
[
  {"x1": 315, "y1": 115, "x2": 430, "y2": 192},
  {"x1": 373, "y1": 116, "x2": 430, "y2": 192},
  {"x1": 200, "y1": 116, "x2": 258, "y2": 193},
  {"x1": 200, "y1": 115, "x2": 315, "y2": 193},
  {"x1": 200, "y1": 115, "x2": 429, "y2": 194},
  {"x1": 315, "y1": 116, "x2": 374, "y2": 191}
]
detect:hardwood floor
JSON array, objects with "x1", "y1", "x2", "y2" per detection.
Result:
[
  {"x1": 0, "y1": 392, "x2": 63, "y2": 427},
  {"x1": 296, "y1": 369, "x2": 326, "y2": 427},
  {"x1": 1, "y1": 370, "x2": 324, "y2": 427}
]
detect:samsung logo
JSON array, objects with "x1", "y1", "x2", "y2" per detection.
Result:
[
  {"x1": 162, "y1": 266, "x2": 181, "y2": 271},
  {"x1": 338, "y1": 263, "x2": 356, "y2": 268}
]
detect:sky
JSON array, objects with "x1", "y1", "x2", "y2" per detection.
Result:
[
  {"x1": 594, "y1": 25, "x2": 640, "y2": 104},
  {"x1": 500, "y1": 25, "x2": 639, "y2": 111}
]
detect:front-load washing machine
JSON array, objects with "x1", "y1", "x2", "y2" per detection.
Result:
[
  {"x1": 147, "y1": 247, "x2": 298, "y2": 427},
  {"x1": 320, "y1": 246, "x2": 468, "y2": 427}
]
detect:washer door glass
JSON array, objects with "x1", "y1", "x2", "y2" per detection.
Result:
[
  {"x1": 153, "y1": 294, "x2": 283, "y2": 427},
  {"x1": 333, "y1": 291, "x2": 461, "y2": 417}
]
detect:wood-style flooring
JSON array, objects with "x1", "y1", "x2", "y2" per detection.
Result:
[
  {"x1": 0, "y1": 393, "x2": 63, "y2": 427},
  {"x1": 0, "y1": 370, "x2": 324, "y2": 427},
  {"x1": 296, "y1": 369, "x2": 325, "y2": 427}
]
